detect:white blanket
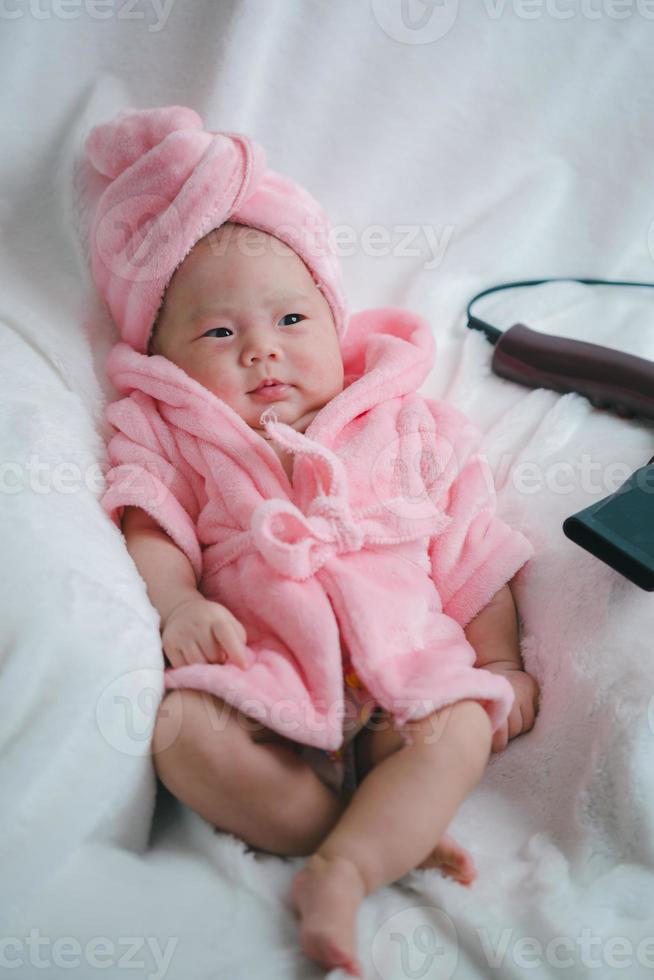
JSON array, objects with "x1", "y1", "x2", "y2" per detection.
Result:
[{"x1": 2, "y1": 2, "x2": 654, "y2": 977}]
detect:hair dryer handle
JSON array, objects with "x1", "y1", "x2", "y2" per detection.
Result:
[{"x1": 492, "y1": 323, "x2": 654, "y2": 422}]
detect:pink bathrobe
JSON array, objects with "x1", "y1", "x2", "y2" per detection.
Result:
[{"x1": 101, "y1": 307, "x2": 534, "y2": 750}]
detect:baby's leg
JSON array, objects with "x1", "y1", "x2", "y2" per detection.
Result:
[
  {"x1": 355, "y1": 710, "x2": 477, "y2": 882},
  {"x1": 153, "y1": 689, "x2": 347, "y2": 856},
  {"x1": 290, "y1": 698, "x2": 492, "y2": 977}
]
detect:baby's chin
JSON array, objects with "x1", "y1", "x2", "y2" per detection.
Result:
[
  {"x1": 286, "y1": 407, "x2": 322, "y2": 433},
  {"x1": 251, "y1": 402, "x2": 323, "y2": 435}
]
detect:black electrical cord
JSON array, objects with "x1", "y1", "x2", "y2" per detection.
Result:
[{"x1": 466, "y1": 277, "x2": 654, "y2": 344}]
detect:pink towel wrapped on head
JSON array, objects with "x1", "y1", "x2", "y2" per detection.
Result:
[
  {"x1": 82, "y1": 106, "x2": 535, "y2": 751},
  {"x1": 83, "y1": 104, "x2": 348, "y2": 353}
]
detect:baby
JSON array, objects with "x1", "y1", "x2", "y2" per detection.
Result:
[{"x1": 84, "y1": 107, "x2": 540, "y2": 978}]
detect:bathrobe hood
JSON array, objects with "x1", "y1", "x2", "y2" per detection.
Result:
[{"x1": 102, "y1": 307, "x2": 534, "y2": 749}]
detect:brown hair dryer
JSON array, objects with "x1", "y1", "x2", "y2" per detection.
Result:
[{"x1": 466, "y1": 278, "x2": 654, "y2": 590}]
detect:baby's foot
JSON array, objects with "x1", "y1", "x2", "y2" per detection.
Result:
[
  {"x1": 416, "y1": 832, "x2": 477, "y2": 886},
  {"x1": 290, "y1": 852, "x2": 366, "y2": 978}
]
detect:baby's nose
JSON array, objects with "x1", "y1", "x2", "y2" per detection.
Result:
[
  {"x1": 245, "y1": 349, "x2": 278, "y2": 365},
  {"x1": 243, "y1": 335, "x2": 282, "y2": 363}
]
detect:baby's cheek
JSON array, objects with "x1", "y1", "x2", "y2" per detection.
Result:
[
  {"x1": 194, "y1": 362, "x2": 236, "y2": 400},
  {"x1": 299, "y1": 352, "x2": 342, "y2": 395}
]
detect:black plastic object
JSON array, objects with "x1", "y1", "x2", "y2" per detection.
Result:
[
  {"x1": 562, "y1": 457, "x2": 654, "y2": 591},
  {"x1": 465, "y1": 277, "x2": 654, "y2": 590}
]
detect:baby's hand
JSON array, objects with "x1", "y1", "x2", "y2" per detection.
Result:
[
  {"x1": 487, "y1": 667, "x2": 541, "y2": 753},
  {"x1": 161, "y1": 596, "x2": 251, "y2": 670}
]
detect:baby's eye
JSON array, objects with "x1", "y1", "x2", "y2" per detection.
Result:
[
  {"x1": 202, "y1": 315, "x2": 304, "y2": 339},
  {"x1": 279, "y1": 313, "x2": 305, "y2": 326}
]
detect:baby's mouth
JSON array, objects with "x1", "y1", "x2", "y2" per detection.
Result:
[
  {"x1": 249, "y1": 377, "x2": 288, "y2": 393},
  {"x1": 249, "y1": 381, "x2": 293, "y2": 400}
]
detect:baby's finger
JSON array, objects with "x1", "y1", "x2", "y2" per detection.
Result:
[
  {"x1": 528, "y1": 677, "x2": 541, "y2": 714},
  {"x1": 223, "y1": 623, "x2": 251, "y2": 668},
  {"x1": 229, "y1": 616, "x2": 248, "y2": 645},
  {"x1": 521, "y1": 696, "x2": 537, "y2": 733},
  {"x1": 195, "y1": 626, "x2": 225, "y2": 664},
  {"x1": 182, "y1": 641, "x2": 206, "y2": 667},
  {"x1": 211, "y1": 622, "x2": 250, "y2": 669},
  {"x1": 507, "y1": 701, "x2": 523, "y2": 739},
  {"x1": 162, "y1": 645, "x2": 185, "y2": 670},
  {"x1": 491, "y1": 722, "x2": 508, "y2": 753},
  {"x1": 199, "y1": 637, "x2": 226, "y2": 664}
]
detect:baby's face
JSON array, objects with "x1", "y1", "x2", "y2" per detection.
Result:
[{"x1": 149, "y1": 223, "x2": 344, "y2": 435}]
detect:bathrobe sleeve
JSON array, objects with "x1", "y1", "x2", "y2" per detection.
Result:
[
  {"x1": 423, "y1": 397, "x2": 534, "y2": 630},
  {"x1": 100, "y1": 391, "x2": 203, "y2": 582}
]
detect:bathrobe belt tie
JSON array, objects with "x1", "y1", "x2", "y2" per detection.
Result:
[
  {"x1": 204, "y1": 493, "x2": 450, "y2": 581},
  {"x1": 204, "y1": 414, "x2": 452, "y2": 581}
]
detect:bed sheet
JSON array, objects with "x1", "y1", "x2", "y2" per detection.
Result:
[{"x1": 2, "y1": 2, "x2": 654, "y2": 977}]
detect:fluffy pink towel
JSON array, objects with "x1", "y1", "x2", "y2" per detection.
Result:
[
  {"x1": 83, "y1": 105, "x2": 348, "y2": 353},
  {"x1": 101, "y1": 305, "x2": 535, "y2": 749}
]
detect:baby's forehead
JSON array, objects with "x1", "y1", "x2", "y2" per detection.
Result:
[
  {"x1": 167, "y1": 223, "x2": 326, "y2": 315},
  {"x1": 200, "y1": 222, "x2": 296, "y2": 258}
]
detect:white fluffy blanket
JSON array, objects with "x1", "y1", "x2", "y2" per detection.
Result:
[{"x1": 2, "y1": 3, "x2": 654, "y2": 978}]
